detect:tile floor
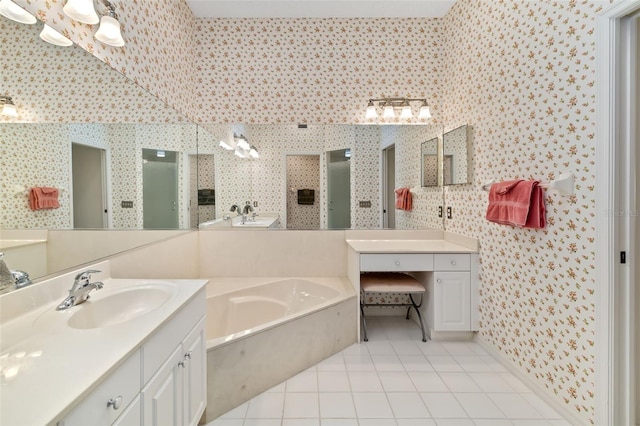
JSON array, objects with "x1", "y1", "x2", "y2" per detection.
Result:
[{"x1": 207, "y1": 316, "x2": 571, "y2": 426}]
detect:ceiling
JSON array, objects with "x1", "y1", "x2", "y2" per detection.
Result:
[{"x1": 186, "y1": 0, "x2": 456, "y2": 18}]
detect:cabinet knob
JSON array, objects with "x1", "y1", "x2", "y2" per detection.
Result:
[
  {"x1": 436, "y1": 279, "x2": 442, "y2": 283},
  {"x1": 184, "y1": 351, "x2": 192, "y2": 360},
  {"x1": 107, "y1": 396, "x2": 123, "y2": 410},
  {"x1": 178, "y1": 360, "x2": 186, "y2": 368},
  {"x1": 394, "y1": 260, "x2": 400, "y2": 266},
  {"x1": 451, "y1": 261, "x2": 456, "y2": 266}
]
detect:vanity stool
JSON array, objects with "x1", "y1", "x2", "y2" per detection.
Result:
[{"x1": 360, "y1": 272, "x2": 428, "y2": 342}]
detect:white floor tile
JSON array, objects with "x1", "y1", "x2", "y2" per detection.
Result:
[
  {"x1": 245, "y1": 392, "x2": 285, "y2": 418},
  {"x1": 391, "y1": 341, "x2": 424, "y2": 355},
  {"x1": 341, "y1": 343, "x2": 369, "y2": 356},
  {"x1": 287, "y1": 371, "x2": 319, "y2": 392},
  {"x1": 466, "y1": 343, "x2": 489, "y2": 356},
  {"x1": 343, "y1": 353, "x2": 376, "y2": 372},
  {"x1": 372, "y1": 354, "x2": 405, "y2": 371},
  {"x1": 283, "y1": 392, "x2": 319, "y2": 418},
  {"x1": 317, "y1": 353, "x2": 347, "y2": 372},
  {"x1": 427, "y1": 356, "x2": 465, "y2": 372},
  {"x1": 348, "y1": 371, "x2": 384, "y2": 392},
  {"x1": 352, "y1": 392, "x2": 395, "y2": 418},
  {"x1": 282, "y1": 419, "x2": 320, "y2": 426},
  {"x1": 265, "y1": 382, "x2": 286, "y2": 393},
  {"x1": 419, "y1": 341, "x2": 450, "y2": 356},
  {"x1": 454, "y1": 393, "x2": 505, "y2": 418},
  {"x1": 397, "y1": 420, "x2": 437, "y2": 426},
  {"x1": 410, "y1": 372, "x2": 450, "y2": 392},
  {"x1": 488, "y1": 393, "x2": 544, "y2": 419},
  {"x1": 452, "y1": 356, "x2": 494, "y2": 372},
  {"x1": 468, "y1": 372, "x2": 517, "y2": 393},
  {"x1": 510, "y1": 420, "x2": 552, "y2": 426},
  {"x1": 472, "y1": 420, "x2": 513, "y2": 426},
  {"x1": 365, "y1": 340, "x2": 397, "y2": 355},
  {"x1": 421, "y1": 392, "x2": 468, "y2": 418},
  {"x1": 499, "y1": 374, "x2": 534, "y2": 393},
  {"x1": 318, "y1": 371, "x2": 351, "y2": 392},
  {"x1": 319, "y1": 392, "x2": 357, "y2": 418},
  {"x1": 439, "y1": 372, "x2": 482, "y2": 393},
  {"x1": 387, "y1": 392, "x2": 431, "y2": 418},
  {"x1": 480, "y1": 356, "x2": 508, "y2": 372},
  {"x1": 243, "y1": 419, "x2": 282, "y2": 426},
  {"x1": 320, "y1": 419, "x2": 359, "y2": 426},
  {"x1": 442, "y1": 341, "x2": 478, "y2": 355},
  {"x1": 358, "y1": 419, "x2": 399, "y2": 426},
  {"x1": 435, "y1": 419, "x2": 475, "y2": 425},
  {"x1": 399, "y1": 354, "x2": 434, "y2": 372},
  {"x1": 523, "y1": 393, "x2": 564, "y2": 419},
  {"x1": 378, "y1": 371, "x2": 418, "y2": 392}
]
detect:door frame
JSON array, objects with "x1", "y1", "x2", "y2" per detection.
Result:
[
  {"x1": 69, "y1": 142, "x2": 111, "y2": 228},
  {"x1": 381, "y1": 144, "x2": 396, "y2": 229},
  {"x1": 282, "y1": 151, "x2": 323, "y2": 230},
  {"x1": 595, "y1": 1, "x2": 640, "y2": 424}
]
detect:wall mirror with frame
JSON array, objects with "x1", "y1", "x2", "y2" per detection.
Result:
[{"x1": 442, "y1": 124, "x2": 471, "y2": 185}]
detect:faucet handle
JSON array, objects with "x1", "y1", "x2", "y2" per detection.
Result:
[{"x1": 73, "y1": 269, "x2": 101, "y2": 287}]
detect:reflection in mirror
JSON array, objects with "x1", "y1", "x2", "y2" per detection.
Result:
[
  {"x1": 421, "y1": 137, "x2": 440, "y2": 187},
  {"x1": 443, "y1": 125, "x2": 470, "y2": 185},
  {"x1": 327, "y1": 149, "x2": 351, "y2": 229},
  {"x1": 0, "y1": 17, "x2": 197, "y2": 282},
  {"x1": 197, "y1": 124, "x2": 444, "y2": 230}
]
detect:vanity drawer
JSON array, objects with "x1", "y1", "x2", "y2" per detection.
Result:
[
  {"x1": 360, "y1": 253, "x2": 434, "y2": 272},
  {"x1": 60, "y1": 349, "x2": 141, "y2": 426},
  {"x1": 434, "y1": 254, "x2": 470, "y2": 271}
]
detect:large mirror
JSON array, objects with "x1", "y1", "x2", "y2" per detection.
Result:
[
  {"x1": 0, "y1": 17, "x2": 197, "y2": 281},
  {"x1": 421, "y1": 136, "x2": 440, "y2": 187},
  {"x1": 196, "y1": 124, "x2": 445, "y2": 230},
  {"x1": 443, "y1": 124, "x2": 471, "y2": 185}
]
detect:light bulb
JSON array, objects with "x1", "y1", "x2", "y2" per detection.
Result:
[
  {"x1": 234, "y1": 149, "x2": 246, "y2": 158},
  {"x1": 418, "y1": 103, "x2": 431, "y2": 119},
  {"x1": 40, "y1": 24, "x2": 73, "y2": 47},
  {"x1": 249, "y1": 146, "x2": 259, "y2": 158},
  {"x1": 219, "y1": 140, "x2": 233, "y2": 150},
  {"x1": 94, "y1": 15, "x2": 125, "y2": 47},
  {"x1": 1, "y1": 97, "x2": 18, "y2": 118},
  {"x1": 63, "y1": 0, "x2": 99, "y2": 24},
  {"x1": 382, "y1": 104, "x2": 395, "y2": 119},
  {"x1": 365, "y1": 101, "x2": 377, "y2": 119},
  {"x1": 0, "y1": 0, "x2": 36, "y2": 24},
  {"x1": 400, "y1": 104, "x2": 413, "y2": 119}
]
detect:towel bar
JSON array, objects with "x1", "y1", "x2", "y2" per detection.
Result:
[{"x1": 481, "y1": 172, "x2": 574, "y2": 196}]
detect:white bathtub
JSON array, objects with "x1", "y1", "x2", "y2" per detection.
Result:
[{"x1": 204, "y1": 277, "x2": 357, "y2": 420}]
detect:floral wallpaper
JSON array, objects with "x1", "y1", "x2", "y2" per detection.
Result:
[
  {"x1": 441, "y1": 1, "x2": 605, "y2": 423},
  {"x1": 286, "y1": 155, "x2": 320, "y2": 229}
]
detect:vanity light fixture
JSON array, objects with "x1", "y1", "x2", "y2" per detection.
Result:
[
  {"x1": 366, "y1": 97, "x2": 431, "y2": 121},
  {"x1": 63, "y1": 0, "x2": 125, "y2": 47},
  {"x1": 223, "y1": 134, "x2": 259, "y2": 159},
  {"x1": 0, "y1": 0, "x2": 36, "y2": 24},
  {"x1": 40, "y1": 24, "x2": 73, "y2": 47},
  {"x1": 249, "y1": 145, "x2": 260, "y2": 159},
  {"x1": 219, "y1": 140, "x2": 234, "y2": 150},
  {"x1": 235, "y1": 134, "x2": 250, "y2": 151},
  {"x1": 0, "y1": 96, "x2": 18, "y2": 118}
]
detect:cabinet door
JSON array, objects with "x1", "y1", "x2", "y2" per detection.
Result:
[
  {"x1": 182, "y1": 317, "x2": 206, "y2": 426},
  {"x1": 433, "y1": 272, "x2": 471, "y2": 331},
  {"x1": 112, "y1": 394, "x2": 141, "y2": 426},
  {"x1": 142, "y1": 345, "x2": 183, "y2": 426}
]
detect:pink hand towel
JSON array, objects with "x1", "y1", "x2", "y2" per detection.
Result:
[
  {"x1": 394, "y1": 188, "x2": 412, "y2": 211},
  {"x1": 486, "y1": 180, "x2": 545, "y2": 229},
  {"x1": 29, "y1": 187, "x2": 60, "y2": 210}
]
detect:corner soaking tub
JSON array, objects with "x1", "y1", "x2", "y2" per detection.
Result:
[{"x1": 204, "y1": 277, "x2": 357, "y2": 420}]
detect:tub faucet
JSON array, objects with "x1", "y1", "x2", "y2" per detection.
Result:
[{"x1": 56, "y1": 269, "x2": 103, "y2": 311}]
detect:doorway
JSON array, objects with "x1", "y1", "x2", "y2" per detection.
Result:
[
  {"x1": 327, "y1": 149, "x2": 351, "y2": 229},
  {"x1": 286, "y1": 154, "x2": 320, "y2": 229},
  {"x1": 71, "y1": 143, "x2": 107, "y2": 229},
  {"x1": 142, "y1": 148, "x2": 179, "y2": 229},
  {"x1": 382, "y1": 145, "x2": 396, "y2": 229}
]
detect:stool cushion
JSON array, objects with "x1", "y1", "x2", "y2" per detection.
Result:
[{"x1": 360, "y1": 272, "x2": 425, "y2": 293}]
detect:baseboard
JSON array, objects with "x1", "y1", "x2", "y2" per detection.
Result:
[{"x1": 474, "y1": 334, "x2": 587, "y2": 425}]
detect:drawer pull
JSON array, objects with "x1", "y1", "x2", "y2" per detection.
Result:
[
  {"x1": 436, "y1": 279, "x2": 442, "y2": 283},
  {"x1": 107, "y1": 396, "x2": 123, "y2": 410},
  {"x1": 184, "y1": 351, "x2": 192, "y2": 360},
  {"x1": 394, "y1": 260, "x2": 400, "y2": 266},
  {"x1": 451, "y1": 261, "x2": 456, "y2": 265},
  {"x1": 178, "y1": 360, "x2": 186, "y2": 368}
]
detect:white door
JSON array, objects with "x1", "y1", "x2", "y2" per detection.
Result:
[
  {"x1": 383, "y1": 145, "x2": 396, "y2": 229},
  {"x1": 72, "y1": 143, "x2": 107, "y2": 228},
  {"x1": 433, "y1": 272, "x2": 471, "y2": 331},
  {"x1": 143, "y1": 149, "x2": 179, "y2": 229},
  {"x1": 327, "y1": 149, "x2": 351, "y2": 229}
]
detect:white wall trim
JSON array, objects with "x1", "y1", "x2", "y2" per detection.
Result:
[{"x1": 594, "y1": 1, "x2": 640, "y2": 424}]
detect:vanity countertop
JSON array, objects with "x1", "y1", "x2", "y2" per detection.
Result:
[
  {"x1": 346, "y1": 239, "x2": 477, "y2": 253},
  {"x1": 0, "y1": 275, "x2": 207, "y2": 426}
]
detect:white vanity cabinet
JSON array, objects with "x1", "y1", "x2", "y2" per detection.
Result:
[{"x1": 58, "y1": 290, "x2": 206, "y2": 426}]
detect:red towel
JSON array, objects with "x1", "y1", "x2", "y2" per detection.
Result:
[
  {"x1": 29, "y1": 187, "x2": 60, "y2": 210},
  {"x1": 394, "y1": 187, "x2": 412, "y2": 211},
  {"x1": 485, "y1": 180, "x2": 545, "y2": 229}
]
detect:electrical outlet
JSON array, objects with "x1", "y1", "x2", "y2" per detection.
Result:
[
  {"x1": 446, "y1": 206, "x2": 452, "y2": 219},
  {"x1": 359, "y1": 201, "x2": 372, "y2": 208},
  {"x1": 121, "y1": 201, "x2": 133, "y2": 208},
  {"x1": 438, "y1": 206, "x2": 443, "y2": 218},
  {"x1": 253, "y1": 201, "x2": 258, "y2": 207}
]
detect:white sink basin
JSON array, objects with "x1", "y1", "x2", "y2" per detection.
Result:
[
  {"x1": 67, "y1": 285, "x2": 173, "y2": 329},
  {"x1": 231, "y1": 215, "x2": 280, "y2": 228}
]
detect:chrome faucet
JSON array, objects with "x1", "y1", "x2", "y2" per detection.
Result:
[
  {"x1": 230, "y1": 204, "x2": 241, "y2": 215},
  {"x1": 0, "y1": 252, "x2": 32, "y2": 292},
  {"x1": 56, "y1": 269, "x2": 103, "y2": 311},
  {"x1": 242, "y1": 201, "x2": 254, "y2": 215}
]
